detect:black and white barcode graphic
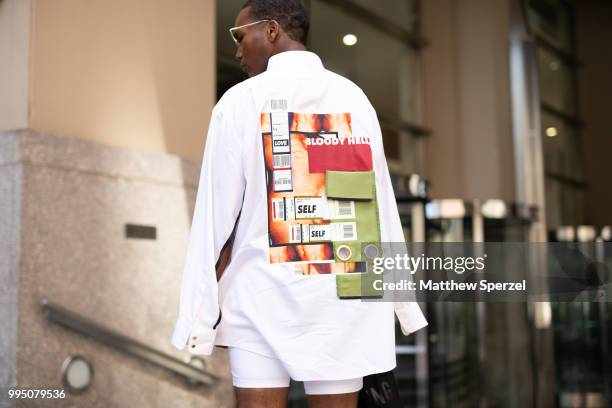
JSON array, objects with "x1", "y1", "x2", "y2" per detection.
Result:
[
  {"x1": 286, "y1": 222, "x2": 357, "y2": 243},
  {"x1": 272, "y1": 198, "x2": 286, "y2": 221},
  {"x1": 340, "y1": 222, "x2": 356, "y2": 240},
  {"x1": 273, "y1": 169, "x2": 293, "y2": 192},
  {"x1": 270, "y1": 99, "x2": 288, "y2": 111},
  {"x1": 272, "y1": 153, "x2": 291, "y2": 169},
  {"x1": 289, "y1": 224, "x2": 331, "y2": 243},
  {"x1": 271, "y1": 196, "x2": 325, "y2": 221},
  {"x1": 327, "y1": 199, "x2": 356, "y2": 219},
  {"x1": 289, "y1": 224, "x2": 302, "y2": 243},
  {"x1": 337, "y1": 201, "x2": 353, "y2": 216}
]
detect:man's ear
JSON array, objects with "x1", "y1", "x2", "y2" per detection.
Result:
[{"x1": 267, "y1": 20, "x2": 281, "y2": 42}]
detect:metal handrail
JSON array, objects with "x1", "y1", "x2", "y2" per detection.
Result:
[{"x1": 41, "y1": 298, "x2": 219, "y2": 386}]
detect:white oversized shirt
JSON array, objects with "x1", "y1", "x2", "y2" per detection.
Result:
[{"x1": 171, "y1": 50, "x2": 428, "y2": 380}]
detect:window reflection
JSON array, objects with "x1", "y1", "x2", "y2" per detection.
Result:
[
  {"x1": 538, "y1": 47, "x2": 576, "y2": 115},
  {"x1": 309, "y1": 0, "x2": 424, "y2": 172},
  {"x1": 541, "y1": 111, "x2": 586, "y2": 227},
  {"x1": 526, "y1": 0, "x2": 575, "y2": 53},
  {"x1": 349, "y1": 0, "x2": 419, "y2": 34}
]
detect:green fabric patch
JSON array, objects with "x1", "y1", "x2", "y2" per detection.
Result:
[
  {"x1": 326, "y1": 170, "x2": 381, "y2": 264},
  {"x1": 353, "y1": 199, "x2": 380, "y2": 242},
  {"x1": 336, "y1": 272, "x2": 383, "y2": 299},
  {"x1": 326, "y1": 171, "x2": 375, "y2": 200}
]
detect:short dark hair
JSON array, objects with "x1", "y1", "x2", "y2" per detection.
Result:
[{"x1": 241, "y1": 0, "x2": 309, "y2": 45}]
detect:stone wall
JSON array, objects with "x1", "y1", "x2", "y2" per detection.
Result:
[{"x1": 0, "y1": 130, "x2": 233, "y2": 407}]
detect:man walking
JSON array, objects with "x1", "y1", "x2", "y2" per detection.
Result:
[{"x1": 171, "y1": 1, "x2": 428, "y2": 407}]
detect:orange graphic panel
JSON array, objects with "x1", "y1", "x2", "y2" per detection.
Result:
[{"x1": 261, "y1": 111, "x2": 373, "y2": 275}]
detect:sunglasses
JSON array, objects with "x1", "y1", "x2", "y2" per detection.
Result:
[{"x1": 229, "y1": 19, "x2": 277, "y2": 46}]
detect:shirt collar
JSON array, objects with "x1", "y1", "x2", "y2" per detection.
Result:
[{"x1": 266, "y1": 50, "x2": 324, "y2": 73}]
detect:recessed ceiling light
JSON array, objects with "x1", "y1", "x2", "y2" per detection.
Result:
[
  {"x1": 342, "y1": 34, "x2": 358, "y2": 46},
  {"x1": 545, "y1": 127, "x2": 558, "y2": 137}
]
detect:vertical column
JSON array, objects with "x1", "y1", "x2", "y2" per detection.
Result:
[
  {"x1": 421, "y1": 0, "x2": 515, "y2": 201},
  {"x1": 0, "y1": 133, "x2": 22, "y2": 389},
  {"x1": 0, "y1": 0, "x2": 32, "y2": 131}
]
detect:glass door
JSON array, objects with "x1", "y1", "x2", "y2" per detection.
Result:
[
  {"x1": 551, "y1": 226, "x2": 611, "y2": 407},
  {"x1": 423, "y1": 199, "x2": 537, "y2": 407}
]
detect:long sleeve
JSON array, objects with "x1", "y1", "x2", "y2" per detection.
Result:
[
  {"x1": 171, "y1": 101, "x2": 246, "y2": 355},
  {"x1": 366, "y1": 98, "x2": 429, "y2": 336}
]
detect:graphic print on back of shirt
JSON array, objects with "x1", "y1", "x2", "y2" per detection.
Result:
[{"x1": 261, "y1": 108, "x2": 382, "y2": 275}]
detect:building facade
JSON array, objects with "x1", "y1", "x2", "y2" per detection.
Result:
[{"x1": 1, "y1": 0, "x2": 611, "y2": 406}]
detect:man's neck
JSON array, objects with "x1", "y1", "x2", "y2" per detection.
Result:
[{"x1": 272, "y1": 41, "x2": 307, "y2": 56}]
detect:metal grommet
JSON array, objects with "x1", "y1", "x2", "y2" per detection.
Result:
[
  {"x1": 336, "y1": 244, "x2": 352, "y2": 261},
  {"x1": 364, "y1": 243, "x2": 379, "y2": 259}
]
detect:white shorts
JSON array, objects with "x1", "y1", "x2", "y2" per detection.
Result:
[{"x1": 228, "y1": 346, "x2": 363, "y2": 395}]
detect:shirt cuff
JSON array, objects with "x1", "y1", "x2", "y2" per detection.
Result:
[
  {"x1": 171, "y1": 317, "x2": 218, "y2": 356},
  {"x1": 394, "y1": 302, "x2": 428, "y2": 335}
]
